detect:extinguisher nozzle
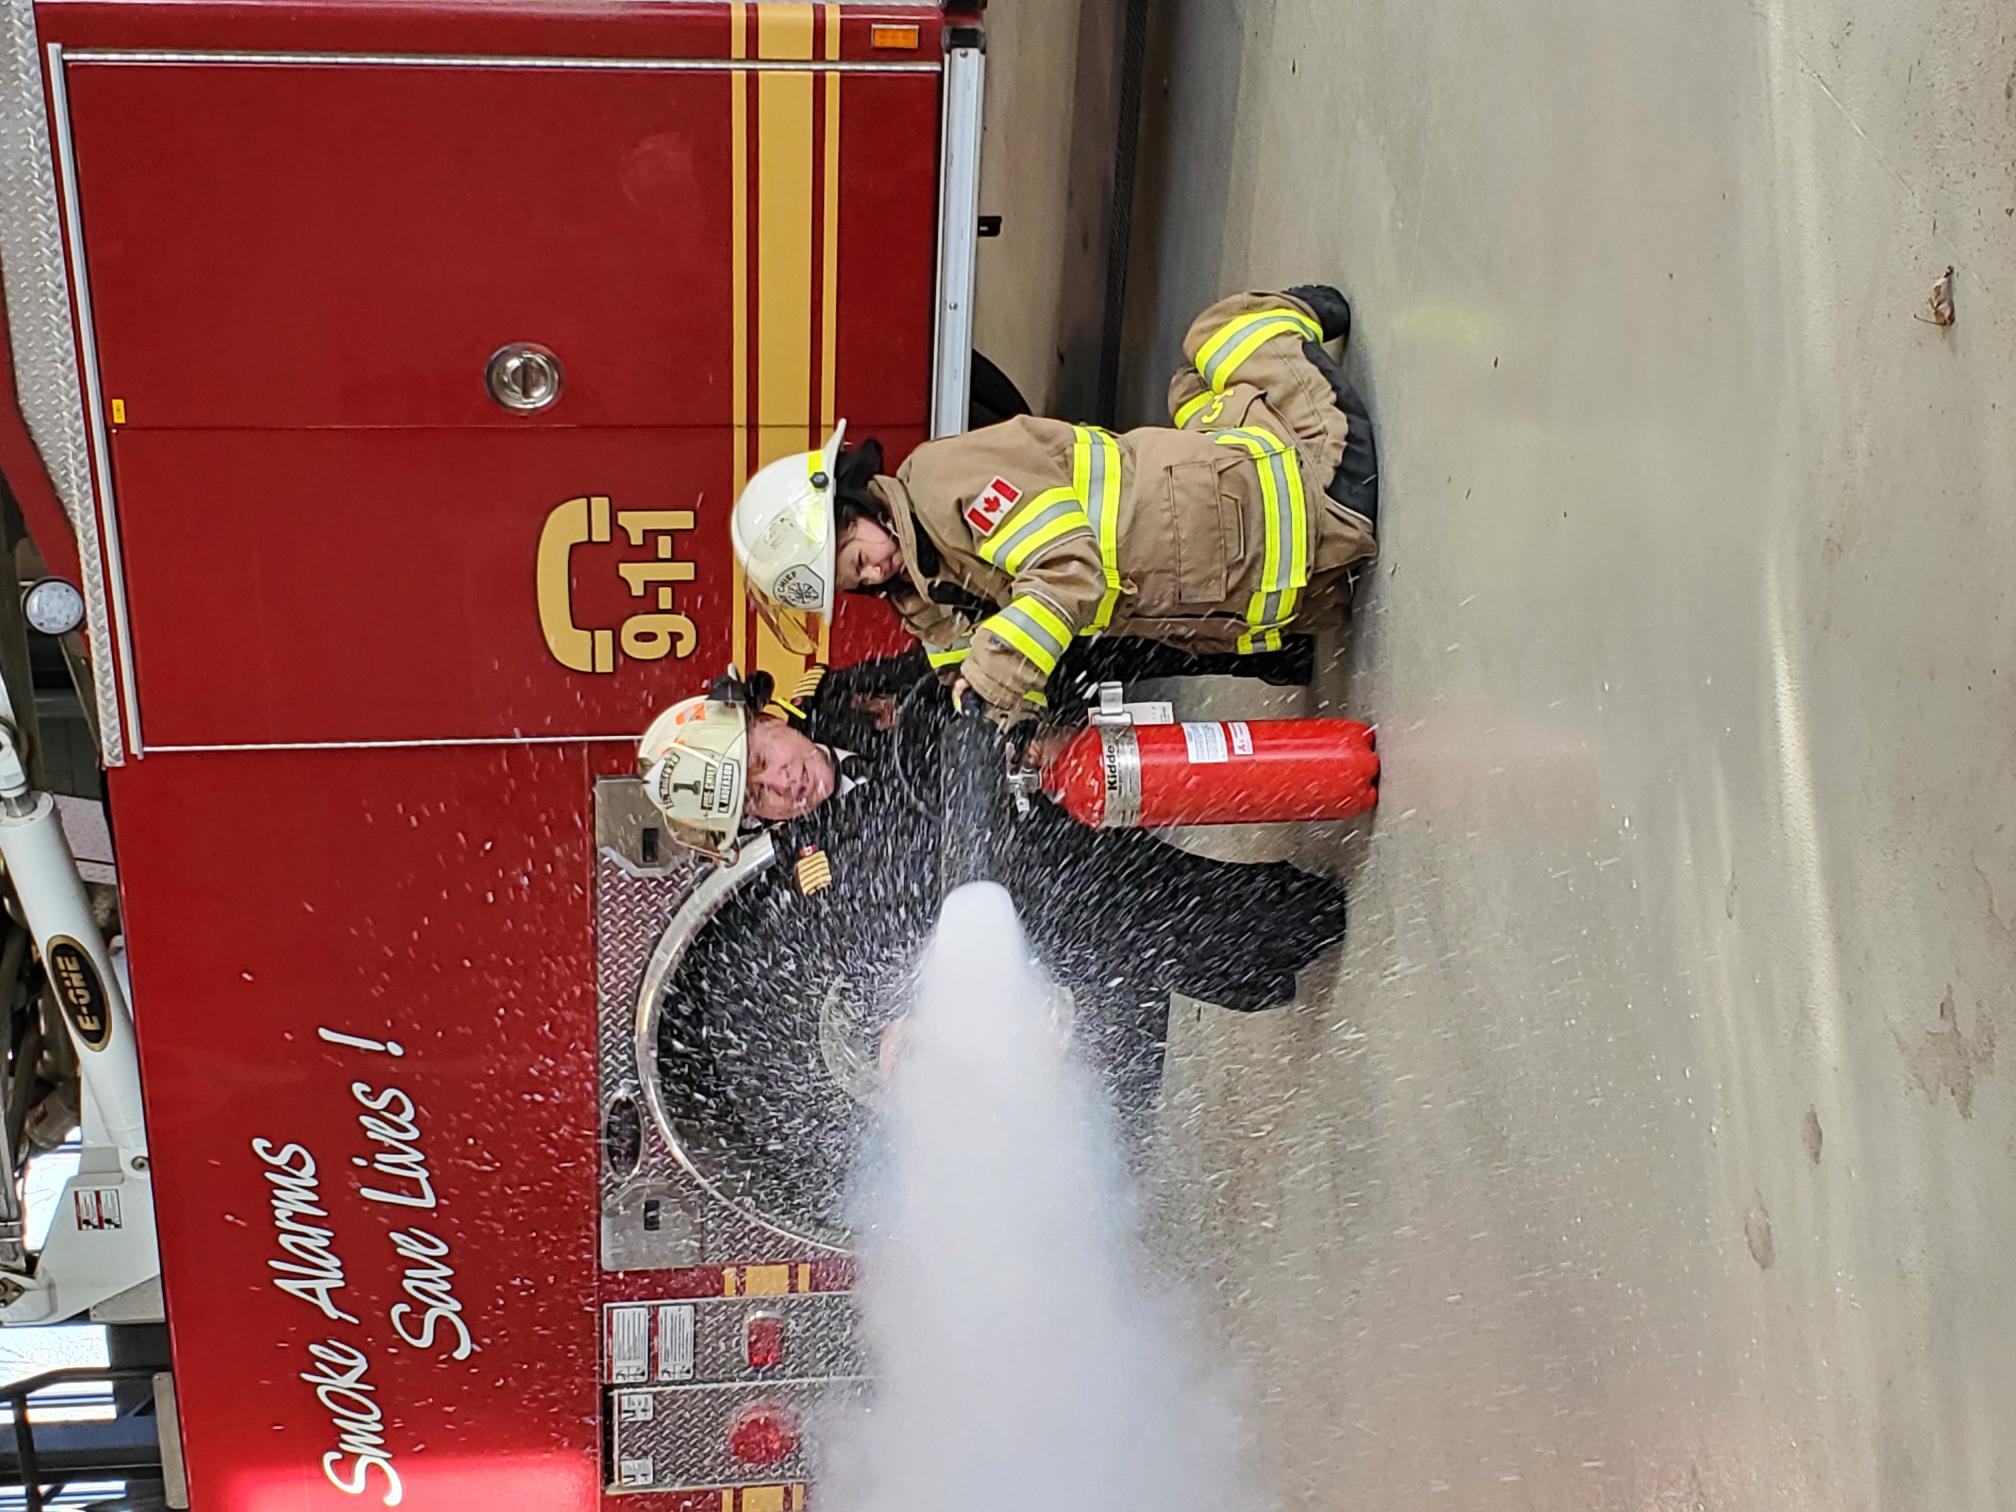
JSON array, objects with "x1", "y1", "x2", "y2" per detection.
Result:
[{"x1": 938, "y1": 702, "x2": 1008, "y2": 900}]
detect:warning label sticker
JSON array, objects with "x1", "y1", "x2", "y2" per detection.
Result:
[
  {"x1": 655, "y1": 1303, "x2": 696, "y2": 1382},
  {"x1": 1182, "y1": 722, "x2": 1229, "y2": 764},
  {"x1": 1228, "y1": 721, "x2": 1254, "y2": 756},
  {"x1": 73, "y1": 1188, "x2": 122, "y2": 1231},
  {"x1": 606, "y1": 1305, "x2": 651, "y2": 1384}
]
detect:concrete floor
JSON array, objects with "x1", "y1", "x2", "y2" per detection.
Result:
[{"x1": 1116, "y1": 3, "x2": 2016, "y2": 1509}]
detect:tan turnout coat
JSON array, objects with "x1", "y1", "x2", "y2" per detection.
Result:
[{"x1": 871, "y1": 291, "x2": 1376, "y2": 716}]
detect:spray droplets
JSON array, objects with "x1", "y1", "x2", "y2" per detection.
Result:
[{"x1": 821, "y1": 883, "x2": 1253, "y2": 1512}]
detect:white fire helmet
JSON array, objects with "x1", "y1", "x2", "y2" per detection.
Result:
[
  {"x1": 731, "y1": 422, "x2": 848, "y2": 656},
  {"x1": 637, "y1": 691, "x2": 751, "y2": 863}
]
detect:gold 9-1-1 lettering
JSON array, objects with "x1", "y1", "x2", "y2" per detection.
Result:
[{"x1": 536, "y1": 497, "x2": 700, "y2": 674}]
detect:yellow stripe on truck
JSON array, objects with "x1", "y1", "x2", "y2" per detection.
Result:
[
  {"x1": 733, "y1": 2, "x2": 828, "y2": 686},
  {"x1": 818, "y1": 3, "x2": 841, "y2": 661},
  {"x1": 752, "y1": 7, "x2": 817, "y2": 686},
  {"x1": 740, "y1": 1264, "x2": 793, "y2": 1296},
  {"x1": 730, "y1": 3, "x2": 751, "y2": 671}
]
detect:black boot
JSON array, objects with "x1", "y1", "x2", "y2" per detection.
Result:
[
  {"x1": 1180, "y1": 636, "x2": 1315, "y2": 687},
  {"x1": 1285, "y1": 283, "x2": 1352, "y2": 345},
  {"x1": 1303, "y1": 340, "x2": 1379, "y2": 530},
  {"x1": 1054, "y1": 635, "x2": 1314, "y2": 695}
]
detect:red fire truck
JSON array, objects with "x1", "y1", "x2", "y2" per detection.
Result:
[{"x1": 0, "y1": 2, "x2": 1002, "y2": 1505}]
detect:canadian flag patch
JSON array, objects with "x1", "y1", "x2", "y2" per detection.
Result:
[{"x1": 964, "y1": 477, "x2": 1022, "y2": 535}]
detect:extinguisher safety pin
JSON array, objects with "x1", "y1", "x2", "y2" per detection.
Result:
[
  {"x1": 1087, "y1": 681, "x2": 1175, "y2": 728},
  {"x1": 1005, "y1": 753, "x2": 1040, "y2": 818}
]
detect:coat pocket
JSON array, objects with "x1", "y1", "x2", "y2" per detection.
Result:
[{"x1": 1156, "y1": 456, "x2": 1247, "y2": 610}]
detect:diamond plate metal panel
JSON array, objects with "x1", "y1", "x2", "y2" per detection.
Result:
[
  {"x1": 596, "y1": 777, "x2": 848, "y2": 1266},
  {"x1": 607, "y1": 1378, "x2": 866, "y2": 1494},
  {"x1": 610, "y1": 1292, "x2": 863, "y2": 1387},
  {"x1": 0, "y1": 14, "x2": 123, "y2": 761}
]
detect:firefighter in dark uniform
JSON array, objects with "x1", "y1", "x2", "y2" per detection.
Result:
[{"x1": 640, "y1": 649, "x2": 1349, "y2": 1231}]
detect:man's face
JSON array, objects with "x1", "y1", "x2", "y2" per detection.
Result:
[
  {"x1": 745, "y1": 716, "x2": 837, "y2": 821},
  {"x1": 835, "y1": 515, "x2": 905, "y2": 591}
]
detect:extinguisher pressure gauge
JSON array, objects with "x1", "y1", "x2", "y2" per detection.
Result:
[{"x1": 22, "y1": 578, "x2": 85, "y2": 637}]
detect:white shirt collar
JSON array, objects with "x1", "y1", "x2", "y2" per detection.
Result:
[{"x1": 825, "y1": 745, "x2": 865, "y2": 798}]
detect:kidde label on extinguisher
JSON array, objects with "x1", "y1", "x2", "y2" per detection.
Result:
[
  {"x1": 1228, "y1": 721, "x2": 1254, "y2": 756},
  {"x1": 1182, "y1": 722, "x2": 1230, "y2": 764}
]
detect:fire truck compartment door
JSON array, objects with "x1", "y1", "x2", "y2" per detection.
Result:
[
  {"x1": 55, "y1": 53, "x2": 938, "y2": 747},
  {"x1": 65, "y1": 61, "x2": 734, "y2": 429},
  {"x1": 106, "y1": 427, "x2": 741, "y2": 746},
  {"x1": 61, "y1": 58, "x2": 938, "y2": 429}
]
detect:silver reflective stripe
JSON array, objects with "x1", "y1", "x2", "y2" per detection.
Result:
[
  {"x1": 992, "y1": 600, "x2": 1069, "y2": 664},
  {"x1": 1200, "y1": 313, "x2": 1294, "y2": 391},
  {"x1": 1084, "y1": 432, "x2": 1112, "y2": 535},
  {"x1": 988, "y1": 496, "x2": 1086, "y2": 568},
  {"x1": 1255, "y1": 439, "x2": 1298, "y2": 625}
]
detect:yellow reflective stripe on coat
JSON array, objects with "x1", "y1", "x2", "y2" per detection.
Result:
[
  {"x1": 1173, "y1": 389, "x2": 1228, "y2": 431},
  {"x1": 925, "y1": 642, "x2": 970, "y2": 669},
  {"x1": 1076, "y1": 426, "x2": 1125, "y2": 633},
  {"x1": 976, "y1": 487, "x2": 1088, "y2": 576},
  {"x1": 1213, "y1": 426, "x2": 1309, "y2": 653},
  {"x1": 1194, "y1": 306, "x2": 1322, "y2": 394},
  {"x1": 972, "y1": 427, "x2": 1123, "y2": 632},
  {"x1": 978, "y1": 594, "x2": 1072, "y2": 678}
]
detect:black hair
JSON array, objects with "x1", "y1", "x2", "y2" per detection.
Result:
[
  {"x1": 835, "y1": 492, "x2": 889, "y2": 534},
  {"x1": 832, "y1": 437, "x2": 941, "y2": 590},
  {"x1": 833, "y1": 436, "x2": 885, "y2": 508},
  {"x1": 708, "y1": 667, "x2": 777, "y2": 711}
]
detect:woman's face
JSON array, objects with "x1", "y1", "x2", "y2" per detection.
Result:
[
  {"x1": 744, "y1": 716, "x2": 836, "y2": 821},
  {"x1": 836, "y1": 516, "x2": 904, "y2": 591}
]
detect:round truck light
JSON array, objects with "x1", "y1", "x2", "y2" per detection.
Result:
[
  {"x1": 22, "y1": 578, "x2": 84, "y2": 637},
  {"x1": 726, "y1": 1400, "x2": 800, "y2": 1465}
]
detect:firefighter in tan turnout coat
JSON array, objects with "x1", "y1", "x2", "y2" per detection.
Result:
[{"x1": 730, "y1": 286, "x2": 1379, "y2": 721}]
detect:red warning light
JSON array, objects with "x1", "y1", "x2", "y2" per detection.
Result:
[
  {"x1": 727, "y1": 1401, "x2": 799, "y2": 1464},
  {"x1": 746, "y1": 1312, "x2": 785, "y2": 1369}
]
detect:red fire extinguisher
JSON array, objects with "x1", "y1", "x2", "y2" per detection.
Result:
[{"x1": 1041, "y1": 716, "x2": 1378, "y2": 829}]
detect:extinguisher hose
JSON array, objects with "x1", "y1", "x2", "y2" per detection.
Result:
[{"x1": 938, "y1": 689, "x2": 1007, "y2": 901}]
